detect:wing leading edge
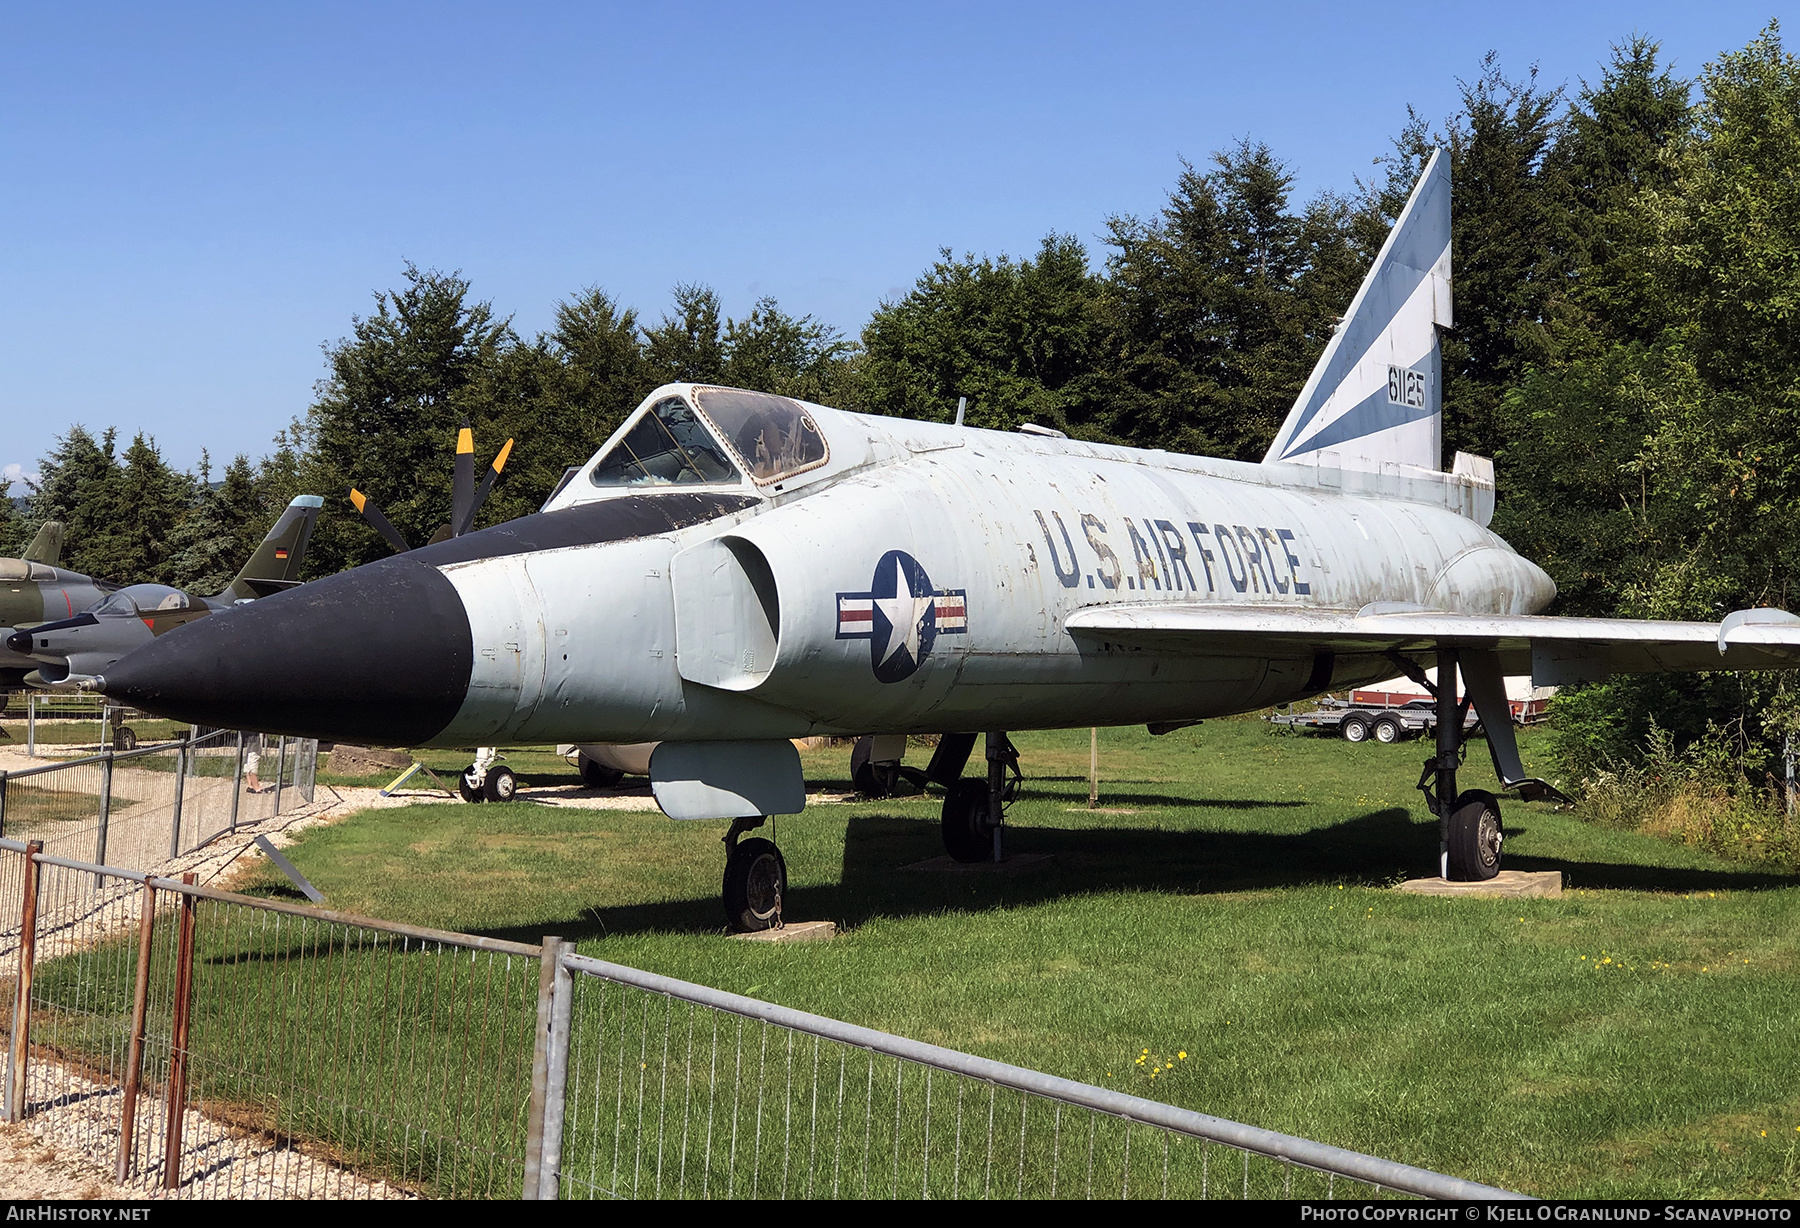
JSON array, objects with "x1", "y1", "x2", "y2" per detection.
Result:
[{"x1": 1063, "y1": 604, "x2": 1800, "y2": 685}]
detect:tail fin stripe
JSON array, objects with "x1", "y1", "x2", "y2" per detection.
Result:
[{"x1": 1266, "y1": 148, "x2": 1451, "y2": 472}]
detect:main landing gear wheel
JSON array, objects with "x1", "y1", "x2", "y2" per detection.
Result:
[
  {"x1": 483, "y1": 766, "x2": 518, "y2": 803},
  {"x1": 940, "y1": 779, "x2": 994, "y2": 863},
  {"x1": 579, "y1": 756, "x2": 623, "y2": 789},
  {"x1": 723, "y1": 836, "x2": 786, "y2": 932},
  {"x1": 1372, "y1": 717, "x2": 1401, "y2": 744},
  {"x1": 113, "y1": 726, "x2": 137, "y2": 752},
  {"x1": 850, "y1": 736, "x2": 890, "y2": 798},
  {"x1": 458, "y1": 767, "x2": 484, "y2": 803},
  {"x1": 1447, "y1": 789, "x2": 1503, "y2": 881},
  {"x1": 1341, "y1": 718, "x2": 1369, "y2": 743}
]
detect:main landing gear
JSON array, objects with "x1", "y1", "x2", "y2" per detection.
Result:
[
  {"x1": 1390, "y1": 646, "x2": 1569, "y2": 881},
  {"x1": 722, "y1": 816, "x2": 787, "y2": 933},
  {"x1": 927, "y1": 732, "x2": 1020, "y2": 863}
]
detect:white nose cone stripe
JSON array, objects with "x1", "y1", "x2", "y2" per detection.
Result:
[{"x1": 1267, "y1": 148, "x2": 1451, "y2": 473}]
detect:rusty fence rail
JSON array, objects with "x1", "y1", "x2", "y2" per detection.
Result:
[
  {"x1": 0, "y1": 838, "x2": 1525, "y2": 1201},
  {"x1": 0, "y1": 839, "x2": 541, "y2": 1198}
]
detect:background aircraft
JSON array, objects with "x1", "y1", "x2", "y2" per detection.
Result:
[
  {"x1": 6, "y1": 495, "x2": 322, "y2": 690},
  {"x1": 1, "y1": 521, "x2": 113, "y2": 692},
  {"x1": 95, "y1": 151, "x2": 1800, "y2": 930}
]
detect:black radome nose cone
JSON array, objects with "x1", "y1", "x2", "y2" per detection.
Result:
[{"x1": 101, "y1": 556, "x2": 474, "y2": 746}]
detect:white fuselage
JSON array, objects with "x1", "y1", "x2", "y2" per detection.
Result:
[{"x1": 421, "y1": 405, "x2": 1553, "y2": 748}]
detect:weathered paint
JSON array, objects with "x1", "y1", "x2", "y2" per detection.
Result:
[{"x1": 418, "y1": 393, "x2": 1552, "y2": 748}]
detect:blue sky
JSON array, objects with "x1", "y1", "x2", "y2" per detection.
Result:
[{"x1": 1, "y1": 1, "x2": 1787, "y2": 493}]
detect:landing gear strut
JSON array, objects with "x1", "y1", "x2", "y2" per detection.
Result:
[
  {"x1": 937, "y1": 732, "x2": 1019, "y2": 863},
  {"x1": 1404, "y1": 647, "x2": 1502, "y2": 881},
  {"x1": 722, "y1": 816, "x2": 786, "y2": 933}
]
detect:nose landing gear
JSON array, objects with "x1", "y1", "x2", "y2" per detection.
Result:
[{"x1": 722, "y1": 816, "x2": 787, "y2": 933}]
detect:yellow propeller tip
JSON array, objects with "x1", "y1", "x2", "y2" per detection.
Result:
[
  {"x1": 349, "y1": 489, "x2": 366, "y2": 511},
  {"x1": 493, "y1": 439, "x2": 514, "y2": 473},
  {"x1": 456, "y1": 428, "x2": 474, "y2": 454}
]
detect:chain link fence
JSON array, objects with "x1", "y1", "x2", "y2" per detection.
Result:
[
  {"x1": 0, "y1": 731, "x2": 319, "y2": 876},
  {"x1": 0, "y1": 839, "x2": 1528, "y2": 1201}
]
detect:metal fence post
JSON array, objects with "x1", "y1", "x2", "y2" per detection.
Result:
[
  {"x1": 229, "y1": 732, "x2": 244, "y2": 835},
  {"x1": 5, "y1": 842, "x2": 43, "y2": 1123},
  {"x1": 99, "y1": 705, "x2": 111, "y2": 754},
  {"x1": 25, "y1": 694, "x2": 33, "y2": 759},
  {"x1": 539, "y1": 943, "x2": 573, "y2": 1200},
  {"x1": 524, "y1": 934, "x2": 567, "y2": 1199},
  {"x1": 162, "y1": 873, "x2": 197, "y2": 1191},
  {"x1": 169, "y1": 738, "x2": 189, "y2": 861},
  {"x1": 272, "y1": 736, "x2": 289, "y2": 815},
  {"x1": 0, "y1": 772, "x2": 8, "y2": 840},
  {"x1": 95, "y1": 748, "x2": 115, "y2": 872},
  {"x1": 116, "y1": 881, "x2": 158, "y2": 1183}
]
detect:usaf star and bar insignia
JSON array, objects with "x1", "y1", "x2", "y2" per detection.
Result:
[{"x1": 836, "y1": 550, "x2": 967, "y2": 682}]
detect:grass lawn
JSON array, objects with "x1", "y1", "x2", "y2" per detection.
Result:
[{"x1": 222, "y1": 720, "x2": 1800, "y2": 1198}]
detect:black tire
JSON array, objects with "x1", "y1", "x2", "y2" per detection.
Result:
[
  {"x1": 458, "y1": 765, "x2": 485, "y2": 804},
  {"x1": 580, "y1": 756, "x2": 624, "y2": 788},
  {"x1": 1447, "y1": 789, "x2": 1504, "y2": 881},
  {"x1": 484, "y1": 766, "x2": 518, "y2": 803},
  {"x1": 850, "y1": 736, "x2": 886, "y2": 797},
  {"x1": 1371, "y1": 717, "x2": 1401, "y2": 745},
  {"x1": 113, "y1": 726, "x2": 137, "y2": 751},
  {"x1": 941, "y1": 778, "x2": 993, "y2": 862},
  {"x1": 1341, "y1": 717, "x2": 1370, "y2": 743},
  {"x1": 723, "y1": 837, "x2": 787, "y2": 932}
]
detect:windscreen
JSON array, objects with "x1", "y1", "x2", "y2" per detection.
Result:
[
  {"x1": 108, "y1": 584, "x2": 193, "y2": 615},
  {"x1": 693, "y1": 387, "x2": 828, "y2": 484},
  {"x1": 589, "y1": 397, "x2": 742, "y2": 488}
]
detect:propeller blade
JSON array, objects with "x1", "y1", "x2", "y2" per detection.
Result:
[
  {"x1": 457, "y1": 438, "x2": 514, "y2": 536},
  {"x1": 451, "y1": 423, "x2": 475, "y2": 541},
  {"x1": 349, "y1": 489, "x2": 411, "y2": 554}
]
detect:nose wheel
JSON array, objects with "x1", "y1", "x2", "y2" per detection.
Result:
[{"x1": 722, "y1": 817, "x2": 786, "y2": 932}]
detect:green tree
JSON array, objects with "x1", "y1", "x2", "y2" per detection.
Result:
[
  {"x1": 1096, "y1": 142, "x2": 1361, "y2": 458},
  {"x1": 166, "y1": 453, "x2": 269, "y2": 594},
  {"x1": 1527, "y1": 26, "x2": 1800, "y2": 776},
  {"x1": 857, "y1": 234, "x2": 1101, "y2": 432},
  {"x1": 302, "y1": 265, "x2": 515, "y2": 572},
  {"x1": 723, "y1": 298, "x2": 856, "y2": 406},
  {"x1": 30, "y1": 427, "x2": 125, "y2": 581},
  {"x1": 642, "y1": 284, "x2": 727, "y2": 385}
]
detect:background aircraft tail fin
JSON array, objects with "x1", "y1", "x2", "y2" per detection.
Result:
[
  {"x1": 21, "y1": 521, "x2": 64, "y2": 566},
  {"x1": 218, "y1": 495, "x2": 324, "y2": 602},
  {"x1": 1264, "y1": 148, "x2": 1452, "y2": 473}
]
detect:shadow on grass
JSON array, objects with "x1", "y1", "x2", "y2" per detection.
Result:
[{"x1": 480, "y1": 805, "x2": 1800, "y2": 946}]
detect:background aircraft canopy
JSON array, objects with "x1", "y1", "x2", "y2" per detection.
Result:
[{"x1": 94, "y1": 584, "x2": 195, "y2": 616}]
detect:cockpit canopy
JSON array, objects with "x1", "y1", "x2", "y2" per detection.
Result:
[
  {"x1": 92, "y1": 584, "x2": 195, "y2": 617},
  {"x1": 588, "y1": 387, "x2": 829, "y2": 491}
]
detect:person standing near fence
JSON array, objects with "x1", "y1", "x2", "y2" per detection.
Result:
[{"x1": 244, "y1": 734, "x2": 268, "y2": 793}]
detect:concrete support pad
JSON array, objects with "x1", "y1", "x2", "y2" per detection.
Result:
[
  {"x1": 1395, "y1": 871, "x2": 1563, "y2": 898},
  {"x1": 731, "y1": 920, "x2": 838, "y2": 944},
  {"x1": 902, "y1": 853, "x2": 1055, "y2": 875}
]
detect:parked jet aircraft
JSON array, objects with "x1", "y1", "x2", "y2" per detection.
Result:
[
  {"x1": 94, "y1": 151, "x2": 1800, "y2": 929},
  {"x1": 1, "y1": 522, "x2": 113, "y2": 691},
  {"x1": 6, "y1": 495, "x2": 323, "y2": 690}
]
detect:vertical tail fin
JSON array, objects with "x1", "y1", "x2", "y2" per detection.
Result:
[
  {"x1": 21, "y1": 521, "x2": 64, "y2": 567},
  {"x1": 1265, "y1": 148, "x2": 1452, "y2": 473},
  {"x1": 217, "y1": 495, "x2": 324, "y2": 602}
]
